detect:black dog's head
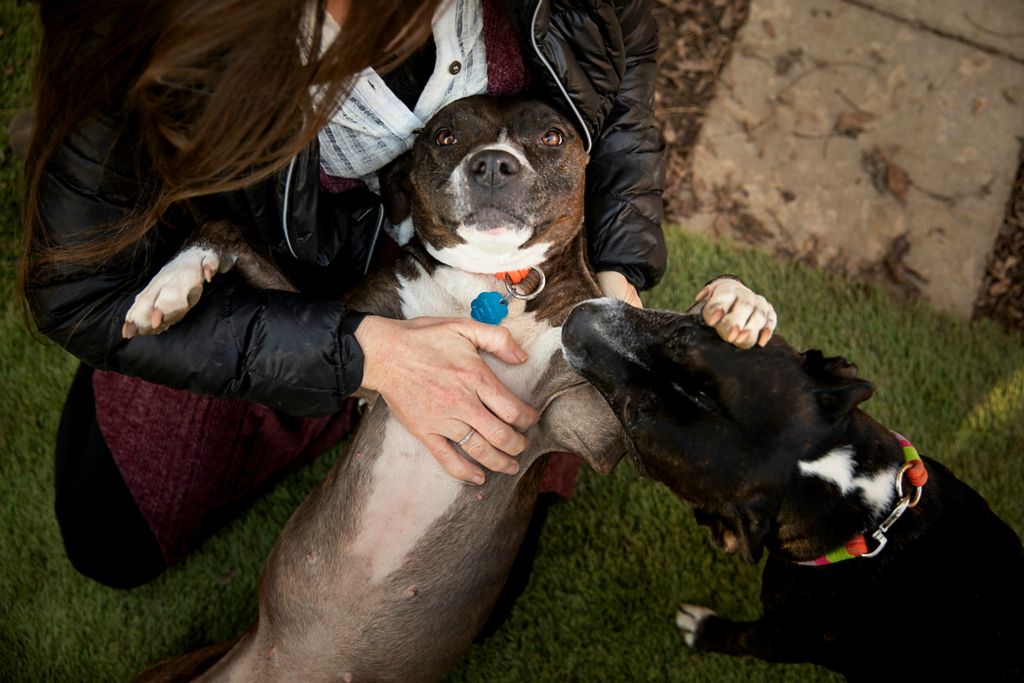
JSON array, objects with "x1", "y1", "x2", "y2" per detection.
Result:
[
  {"x1": 380, "y1": 96, "x2": 588, "y2": 274},
  {"x1": 561, "y1": 299, "x2": 877, "y2": 563}
]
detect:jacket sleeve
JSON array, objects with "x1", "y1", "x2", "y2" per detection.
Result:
[
  {"x1": 26, "y1": 115, "x2": 366, "y2": 417},
  {"x1": 584, "y1": 0, "x2": 667, "y2": 291}
]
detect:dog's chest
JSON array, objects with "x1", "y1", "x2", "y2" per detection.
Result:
[
  {"x1": 346, "y1": 264, "x2": 565, "y2": 585},
  {"x1": 396, "y1": 264, "x2": 562, "y2": 402}
]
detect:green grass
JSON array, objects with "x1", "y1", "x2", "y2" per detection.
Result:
[{"x1": 2, "y1": 3, "x2": 1023, "y2": 681}]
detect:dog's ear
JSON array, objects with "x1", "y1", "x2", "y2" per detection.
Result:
[
  {"x1": 814, "y1": 378, "x2": 875, "y2": 417},
  {"x1": 378, "y1": 153, "x2": 413, "y2": 224},
  {"x1": 804, "y1": 350, "x2": 874, "y2": 416},
  {"x1": 693, "y1": 497, "x2": 778, "y2": 564}
]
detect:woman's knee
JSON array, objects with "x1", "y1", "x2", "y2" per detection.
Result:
[
  {"x1": 54, "y1": 365, "x2": 167, "y2": 589},
  {"x1": 54, "y1": 444, "x2": 168, "y2": 589},
  {"x1": 56, "y1": 503, "x2": 167, "y2": 590}
]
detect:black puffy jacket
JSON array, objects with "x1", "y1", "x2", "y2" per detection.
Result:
[{"x1": 26, "y1": 0, "x2": 666, "y2": 417}]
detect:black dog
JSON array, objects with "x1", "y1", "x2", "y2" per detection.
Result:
[{"x1": 562, "y1": 299, "x2": 1024, "y2": 681}]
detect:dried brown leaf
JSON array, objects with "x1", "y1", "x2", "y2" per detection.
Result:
[
  {"x1": 720, "y1": 7, "x2": 735, "y2": 31},
  {"x1": 734, "y1": 211, "x2": 773, "y2": 244},
  {"x1": 886, "y1": 162, "x2": 911, "y2": 202},
  {"x1": 862, "y1": 147, "x2": 912, "y2": 203},
  {"x1": 833, "y1": 110, "x2": 875, "y2": 138},
  {"x1": 774, "y1": 48, "x2": 804, "y2": 76},
  {"x1": 989, "y1": 280, "x2": 1010, "y2": 297}
]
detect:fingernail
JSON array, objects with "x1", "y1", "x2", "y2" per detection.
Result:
[
  {"x1": 122, "y1": 322, "x2": 136, "y2": 339},
  {"x1": 472, "y1": 473, "x2": 485, "y2": 485},
  {"x1": 727, "y1": 326, "x2": 739, "y2": 343},
  {"x1": 514, "y1": 348, "x2": 528, "y2": 363},
  {"x1": 506, "y1": 463, "x2": 520, "y2": 475}
]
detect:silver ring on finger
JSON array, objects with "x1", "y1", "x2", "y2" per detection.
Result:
[{"x1": 456, "y1": 428, "x2": 475, "y2": 447}]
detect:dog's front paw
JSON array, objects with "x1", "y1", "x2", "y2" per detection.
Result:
[
  {"x1": 123, "y1": 246, "x2": 222, "y2": 338},
  {"x1": 696, "y1": 278, "x2": 777, "y2": 349},
  {"x1": 675, "y1": 603, "x2": 717, "y2": 648}
]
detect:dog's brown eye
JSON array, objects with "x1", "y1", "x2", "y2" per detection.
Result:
[
  {"x1": 435, "y1": 128, "x2": 457, "y2": 146},
  {"x1": 541, "y1": 129, "x2": 564, "y2": 146}
]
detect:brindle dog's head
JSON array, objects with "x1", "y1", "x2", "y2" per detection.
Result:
[
  {"x1": 380, "y1": 96, "x2": 589, "y2": 273},
  {"x1": 561, "y1": 299, "x2": 878, "y2": 563}
]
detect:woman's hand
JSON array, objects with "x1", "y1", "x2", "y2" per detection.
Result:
[
  {"x1": 695, "y1": 278, "x2": 777, "y2": 349},
  {"x1": 354, "y1": 315, "x2": 539, "y2": 484},
  {"x1": 597, "y1": 271, "x2": 643, "y2": 308}
]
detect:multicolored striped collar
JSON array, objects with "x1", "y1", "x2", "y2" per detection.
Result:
[{"x1": 797, "y1": 432, "x2": 928, "y2": 567}]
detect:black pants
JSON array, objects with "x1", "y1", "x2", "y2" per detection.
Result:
[{"x1": 54, "y1": 364, "x2": 166, "y2": 588}]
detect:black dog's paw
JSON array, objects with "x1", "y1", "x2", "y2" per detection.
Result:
[{"x1": 675, "y1": 603, "x2": 717, "y2": 647}]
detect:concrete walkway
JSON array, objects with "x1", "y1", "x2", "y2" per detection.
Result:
[{"x1": 681, "y1": 0, "x2": 1024, "y2": 316}]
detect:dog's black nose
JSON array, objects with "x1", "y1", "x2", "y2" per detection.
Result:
[{"x1": 470, "y1": 149, "x2": 521, "y2": 189}]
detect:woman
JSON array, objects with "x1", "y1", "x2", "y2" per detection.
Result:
[{"x1": 20, "y1": 0, "x2": 668, "y2": 588}]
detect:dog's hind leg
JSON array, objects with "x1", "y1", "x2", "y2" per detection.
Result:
[
  {"x1": 123, "y1": 220, "x2": 294, "y2": 337},
  {"x1": 131, "y1": 630, "x2": 246, "y2": 683}
]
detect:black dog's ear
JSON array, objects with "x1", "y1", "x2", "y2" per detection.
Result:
[
  {"x1": 804, "y1": 350, "x2": 874, "y2": 416},
  {"x1": 693, "y1": 497, "x2": 778, "y2": 564},
  {"x1": 378, "y1": 153, "x2": 413, "y2": 224},
  {"x1": 814, "y1": 378, "x2": 875, "y2": 416}
]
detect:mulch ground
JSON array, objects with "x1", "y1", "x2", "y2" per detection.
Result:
[
  {"x1": 653, "y1": 0, "x2": 751, "y2": 220},
  {"x1": 652, "y1": 0, "x2": 1024, "y2": 337},
  {"x1": 973, "y1": 142, "x2": 1024, "y2": 331}
]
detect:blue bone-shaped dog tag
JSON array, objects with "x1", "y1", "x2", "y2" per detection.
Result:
[{"x1": 471, "y1": 291, "x2": 508, "y2": 325}]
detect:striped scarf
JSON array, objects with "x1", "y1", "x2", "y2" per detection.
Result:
[{"x1": 317, "y1": 0, "x2": 488, "y2": 184}]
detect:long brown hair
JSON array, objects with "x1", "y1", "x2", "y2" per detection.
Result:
[{"x1": 20, "y1": 0, "x2": 439, "y2": 289}]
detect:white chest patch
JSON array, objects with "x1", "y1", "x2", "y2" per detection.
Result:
[
  {"x1": 798, "y1": 446, "x2": 896, "y2": 514},
  {"x1": 397, "y1": 264, "x2": 562, "y2": 400},
  {"x1": 424, "y1": 232, "x2": 551, "y2": 274}
]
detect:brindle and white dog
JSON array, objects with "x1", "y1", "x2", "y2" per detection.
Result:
[{"x1": 125, "y1": 96, "x2": 776, "y2": 682}]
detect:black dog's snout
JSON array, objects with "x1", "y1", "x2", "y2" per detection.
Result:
[
  {"x1": 563, "y1": 301, "x2": 604, "y2": 347},
  {"x1": 470, "y1": 149, "x2": 521, "y2": 189},
  {"x1": 562, "y1": 299, "x2": 627, "y2": 359}
]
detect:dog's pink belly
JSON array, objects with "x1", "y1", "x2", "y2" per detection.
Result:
[
  {"x1": 207, "y1": 410, "x2": 538, "y2": 683},
  {"x1": 346, "y1": 419, "x2": 465, "y2": 582}
]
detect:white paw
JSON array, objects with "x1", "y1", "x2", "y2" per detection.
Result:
[
  {"x1": 675, "y1": 603, "x2": 717, "y2": 647},
  {"x1": 696, "y1": 278, "x2": 777, "y2": 349},
  {"x1": 123, "y1": 246, "x2": 222, "y2": 338}
]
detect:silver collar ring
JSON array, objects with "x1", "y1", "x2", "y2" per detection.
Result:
[{"x1": 502, "y1": 266, "x2": 546, "y2": 302}]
